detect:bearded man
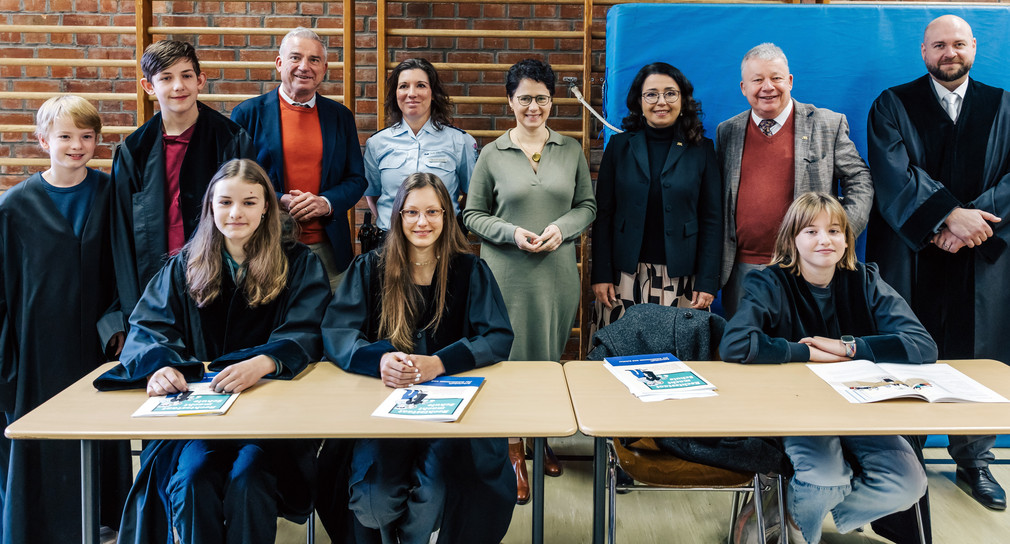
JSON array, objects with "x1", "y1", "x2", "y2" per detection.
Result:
[{"x1": 866, "y1": 13, "x2": 1010, "y2": 514}]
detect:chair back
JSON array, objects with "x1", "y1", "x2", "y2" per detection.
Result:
[{"x1": 613, "y1": 439, "x2": 755, "y2": 487}]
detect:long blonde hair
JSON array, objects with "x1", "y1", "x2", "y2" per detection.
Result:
[
  {"x1": 770, "y1": 192, "x2": 857, "y2": 275},
  {"x1": 378, "y1": 173, "x2": 471, "y2": 351},
  {"x1": 186, "y1": 159, "x2": 289, "y2": 307}
]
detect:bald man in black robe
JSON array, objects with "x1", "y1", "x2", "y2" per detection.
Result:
[{"x1": 866, "y1": 14, "x2": 1010, "y2": 535}]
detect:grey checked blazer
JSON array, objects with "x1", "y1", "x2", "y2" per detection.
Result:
[{"x1": 715, "y1": 100, "x2": 873, "y2": 287}]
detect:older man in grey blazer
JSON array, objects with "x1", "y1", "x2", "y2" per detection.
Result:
[{"x1": 716, "y1": 42, "x2": 873, "y2": 317}]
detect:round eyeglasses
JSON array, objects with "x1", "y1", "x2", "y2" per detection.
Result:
[
  {"x1": 642, "y1": 90, "x2": 681, "y2": 104},
  {"x1": 516, "y1": 95, "x2": 552, "y2": 107},
  {"x1": 400, "y1": 208, "x2": 445, "y2": 222}
]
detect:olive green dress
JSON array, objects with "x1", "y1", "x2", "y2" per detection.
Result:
[{"x1": 464, "y1": 129, "x2": 596, "y2": 361}]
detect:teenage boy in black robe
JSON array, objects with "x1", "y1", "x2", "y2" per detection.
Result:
[
  {"x1": 110, "y1": 40, "x2": 254, "y2": 320},
  {"x1": 0, "y1": 96, "x2": 130, "y2": 543}
]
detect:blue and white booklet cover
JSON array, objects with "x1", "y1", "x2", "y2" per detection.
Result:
[
  {"x1": 372, "y1": 376, "x2": 485, "y2": 422},
  {"x1": 603, "y1": 353, "x2": 717, "y2": 401},
  {"x1": 132, "y1": 372, "x2": 240, "y2": 417}
]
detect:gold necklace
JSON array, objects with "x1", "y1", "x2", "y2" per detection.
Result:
[
  {"x1": 515, "y1": 131, "x2": 549, "y2": 162},
  {"x1": 412, "y1": 256, "x2": 437, "y2": 266}
]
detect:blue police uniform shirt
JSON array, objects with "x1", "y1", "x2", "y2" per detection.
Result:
[{"x1": 363, "y1": 118, "x2": 478, "y2": 230}]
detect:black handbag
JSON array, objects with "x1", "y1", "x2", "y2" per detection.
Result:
[{"x1": 357, "y1": 211, "x2": 385, "y2": 253}]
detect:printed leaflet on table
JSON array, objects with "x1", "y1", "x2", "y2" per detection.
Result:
[
  {"x1": 372, "y1": 376, "x2": 485, "y2": 422},
  {"x1": 603, "y1": 353, "x2": 717, "y2": 402},
  {"x1": 807, "y1": 360, "x2": 1009, "y2": 404},
  {"x1": 132, "y1": 372, "x2": 240, "y2": 417}
]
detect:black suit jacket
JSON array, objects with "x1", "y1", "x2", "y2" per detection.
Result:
[{"x1": 591, "y1": 130, "x2": 722, "y2": 294}]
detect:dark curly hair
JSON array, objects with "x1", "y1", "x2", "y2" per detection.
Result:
[
  {"x1": 384, "y1": 58, "x2": 453, "y2": 129},
  {"x1": 621, "y1": 62, "x2": 705, "y2": 145},
  {"x1": 505, "y1": 59, "x2": 556, "y2": 98}
]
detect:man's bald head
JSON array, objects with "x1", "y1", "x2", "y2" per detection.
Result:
[
  {"x1": 922, "y1": 15, "x2": 976, "y2": 90},
  {"x1": 923, "y1": 15, "x2": 973, "y2": 43}
]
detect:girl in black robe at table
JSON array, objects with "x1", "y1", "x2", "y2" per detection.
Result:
[
  {"x1": 318, "y1": 172, "x2": 516, "y2": 544},
  {"x1": 93, "y1": 158, "x2": 331, "y2": 544}
]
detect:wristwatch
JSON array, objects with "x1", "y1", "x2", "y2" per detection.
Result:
[{"x1": 841, "y1": 335, "x2": 857, "y2": 358}]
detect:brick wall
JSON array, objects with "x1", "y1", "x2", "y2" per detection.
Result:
[
  {"x1": 0, "y1": 0, "x2": 138, "y2": 181},
  {"x1": 0, "y1": 0, "x2": 608, "y2": 358},
  {"x1": 0, "y1": 0, "x2": 608, "y2": 188}
]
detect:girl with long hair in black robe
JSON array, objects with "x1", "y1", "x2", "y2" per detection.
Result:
[{"x1": 95, "y1": 158, "x2": 331, "y2": 544}]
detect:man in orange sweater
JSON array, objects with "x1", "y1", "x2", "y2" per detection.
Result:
[{"x1": 232, "y1": 27, "x2": 367, "y2": 290}]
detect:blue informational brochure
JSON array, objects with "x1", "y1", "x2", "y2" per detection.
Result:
[
  {"x1": 373, "y1": 376, "x2": 485, "y2": 422},
  {"x1": 131, "y1": 372, "x2": 241, "y2": 417},
  {"x1": 603, "y1": 353, "x2": 717, "y2": 401}
]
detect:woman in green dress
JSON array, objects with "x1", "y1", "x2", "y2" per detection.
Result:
[{"x1": 463, "y1": 58, "x2": 596, "y2": 504}]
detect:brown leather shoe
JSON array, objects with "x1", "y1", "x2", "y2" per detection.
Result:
[
  {"x1": 509, "y1": 440, "x2": 530, "y2": 505},
  {"x1": 543, "y1": 442, "x2": 563, "y2": 477},
  {"x1": 526, "y1": 441, "x2": 564, "y2": 477}
]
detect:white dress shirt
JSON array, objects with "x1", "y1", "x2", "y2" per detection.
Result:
[
  {"x1": 750, "y1": 99, "x2": 794, "y2": 136},
  {"x1": 930, "y1": 76, "x2": 969, "y2": 123}
]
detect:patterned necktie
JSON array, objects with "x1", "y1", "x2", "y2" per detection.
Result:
[
  {"x1": 758, "y1": 118, "x2": 776, "y2": 137},
  {"x1": 942, "y1": 93, "x2": 959, "y2": 123}
]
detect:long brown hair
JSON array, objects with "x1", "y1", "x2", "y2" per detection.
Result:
[
  {"x1": 186, "y1": 159, "x2": 289, "y2": 307},
  {"x1": 378, "y1": 173, "x2": 471, "y2": 351},
  {"x1": 770, "y1": 192, "x2": 857, "y2": 275}
]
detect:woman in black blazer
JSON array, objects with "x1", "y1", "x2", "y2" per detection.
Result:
[{"x1": 591, "y1": 62, "x2": 722, "y2": 330}]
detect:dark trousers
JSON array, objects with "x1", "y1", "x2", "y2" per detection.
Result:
[
  {"x1": 948, "y1": 435, "x2": 996, "y2": 468},
  {"x1": 165, "y1": 439, "x2": 280, "y2": 544},
  {"x1": 349, "y1": 438, "x2": 453, "y2": 544}
]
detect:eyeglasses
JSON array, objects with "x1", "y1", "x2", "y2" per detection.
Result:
[
  {"x1": 400, "y1": 208, "x2": 445, "y2": 222},
  {"x1": 642, "y1": 90, "x2": 681, "y2": 104},
  {"x1": 516, "y1": 95, "x2": 551, "y2": 107}
]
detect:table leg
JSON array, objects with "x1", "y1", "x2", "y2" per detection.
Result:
[
  {"x1": 593, "y1": 437, "x2": 605, "y2": 544},
  {"x1": 532, "y1": 437, "x2": 545, "y2": 544},
  {"x1": 81, "y1": 440, "x2": 99, "y2": 544}
]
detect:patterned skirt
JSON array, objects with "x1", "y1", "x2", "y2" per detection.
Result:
[{"x1": 590, "y1": 262, "x2": 697, "y2": 337}]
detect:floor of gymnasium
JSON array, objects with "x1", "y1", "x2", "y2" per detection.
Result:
[{"x1": 273, "y1": 437, "x2": 1010, "y2": 543}]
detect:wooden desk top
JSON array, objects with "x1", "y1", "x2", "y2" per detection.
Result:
[
  {"x1": 565, "y1": 360, "x2": 1010, "y2": 438},
  {"x1": 6, "y1": 361, "x2": 577, "y2": 441}
]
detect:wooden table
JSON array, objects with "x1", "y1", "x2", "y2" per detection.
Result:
[
  {"x1": 6, "y1": 360, "x2": 577, "y2": 544},
  {"x1": 564, "y1": 359, "x2": 1010, "y2": 544}
]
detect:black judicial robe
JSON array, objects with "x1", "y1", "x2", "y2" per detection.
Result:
[
  {"x1": 866, "y1": 76, "x2": 1010, "y2": 363},
  {"x1": 94, "y1": 242, "x2": 331, "y2": 544},
  {"x1": 110, "y1": 102, "x2": 255, "y2": 321},
  {"x1": 318, "y1": 251, "x2": 516, "y2": 544},
  {"x1": 0, "y1": 170, "x2": 131, "y2": 543}
]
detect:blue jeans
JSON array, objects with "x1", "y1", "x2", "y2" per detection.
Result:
[
  {"x1": 349, "y1": 438, "x2": 453, "y2": 544},
  {"x1": 165, "y1": 439, "x2": 279, "y2": 544},
  {"x1": 784, "y1": 435, "x2": 926, "y2": 544}
]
